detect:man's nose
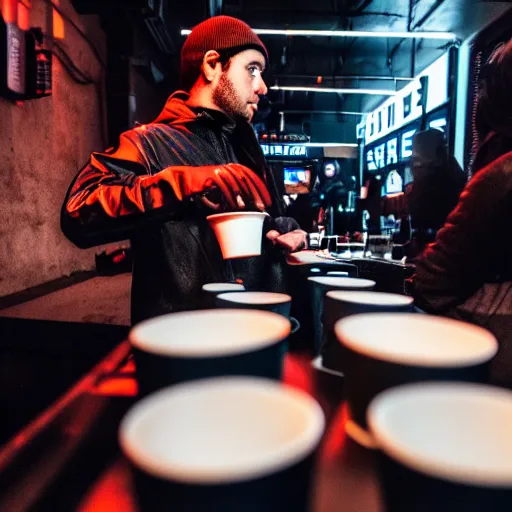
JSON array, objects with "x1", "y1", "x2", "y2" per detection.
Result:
[{"x1": 255, "y1": 75, "x2": 268, "y2": 95}]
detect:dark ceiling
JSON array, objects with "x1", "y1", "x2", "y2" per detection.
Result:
[
  {"x1": 171, "y1": 0, "x2": 512, "y2": 137},
  {"x1": 73, "y1": 0, "x2": 512, "y2": 140}
]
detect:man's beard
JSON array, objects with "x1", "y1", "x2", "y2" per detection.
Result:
[{"x1": 212, "y1": 72, "x2": 250, "y2": 121}]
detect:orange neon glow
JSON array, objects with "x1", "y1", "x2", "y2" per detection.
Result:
[
  {"x1": 118, "y1": 358, "x2": 136, "y2": 374},
  {"x1": 93, "y1": 376, "x2": 138, "y2": 396},
  {"x1": 17, "y1": 1, "x2": 29, "y2": 31},
  {"x1": 386, "y1": 191, "x2": 404, "y2": 199},
  {"x1": 52, "y1": 0, "x2": 64, "y2": 39},
  {"x1": 77, "y1": 459, "x2": 137, "y2": 512},
  {"x1": 320, "y1": 402, "x2": 349, "y2": 461},
  {"x1": 283, "y1": 353, "x2": 315, "y2": 396},
  {"x1": 2, "y1": 0, "x2": 17, "y2": 23}
]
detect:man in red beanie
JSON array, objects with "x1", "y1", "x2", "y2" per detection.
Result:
[{"x1": 61, "y1": 15, "x2": 306, "y2": 324}]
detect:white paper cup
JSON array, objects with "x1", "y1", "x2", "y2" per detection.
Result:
[
  {"x1": 307, "y1": 276, "x2": 376, "y2": 290},
  {"x1": 202, "y1": 283, "x2": 246, "y2": 293},
  {"x1": 202, "y1": 282, "x2": 246, "y2": 308},
  {"x1": 334, "y1": 313, "x2": 498, "y2": 448},
  {"x1": 207, "y1": 212, "x2": 268, "y2": 259},
  {"x1": 368, "y1": 382, "x2": 512, "y2": 511},
  {"x1": 130, "y1": 309, "x2": 291, "y2": 395},
  {"x1": 321, "y1": 291, "x2": 414, "y2": 374},
  {"x1": 119, "y1": 377, "x2": 325, "y2": 511},
  {"x1": 307, "y1": 276, "x2": 376, "y2": 351},
  {"x1": 216, "y1": 291, "x2": 292, "y2": 318}
]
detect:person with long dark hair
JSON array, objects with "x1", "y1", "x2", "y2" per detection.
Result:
[{"x1": 408, "y1": 39, "x2": 512, "y2": 388}]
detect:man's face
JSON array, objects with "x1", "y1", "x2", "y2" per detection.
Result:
[{"x1": 212, "y1": 49, "x2": 268, "y2": 122}]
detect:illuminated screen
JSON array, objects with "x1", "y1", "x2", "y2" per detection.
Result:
[
  {"x1": 385, "y1": 170, "x2": 403, "y2": 195},
  {"x1": 284, "y1": 168, "x2": 312, "y2": 194}
]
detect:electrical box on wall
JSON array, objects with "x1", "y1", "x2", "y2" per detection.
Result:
[
  {"x1": 25, "y1": 27, "x2": 52, "y2": 98},
  {"x1": 0, "y1": 0, "x2": 27, "y2": 98},
  {"x1": 0, "y1": 0, "x2": 51, "y2": 101}
]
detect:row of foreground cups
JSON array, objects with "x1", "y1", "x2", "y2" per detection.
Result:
[
  {"x1": 305, "y1": 271, "x2": 512, "y2": 511},
  {"x1": 119, "y1": 277, "x2": 512, "y2": 511},
  {"x1": 120, "y1": 282, "x2": 322, "y2": 512}
]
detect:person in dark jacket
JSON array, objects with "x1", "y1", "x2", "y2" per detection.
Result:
[
  {"x1": 405, "y1": 128, "x2": 466, "y2": 258},
  {"x1": 61, "y1": 16, "x2": 306, "y2": 324},
  {"x1": 408, "y1": 39, "x2": 512, "y2": 388}
]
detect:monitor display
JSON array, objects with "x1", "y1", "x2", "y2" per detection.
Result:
[
  {"x1": 385, "y1": 169, "x2": 403, "y2": 195},
  {"x1": 284, "y1": 167, "x2": 312, "y2": 194}
]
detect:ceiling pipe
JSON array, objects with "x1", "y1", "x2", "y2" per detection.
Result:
[
  {"x1": 279, "y1": 110, "x2": 364, "y2": 115},
  {"x1": 411, "y1": 0, "x2": 448, "y2": 31},
  {"x1": 270, "y1": 85, "x2": 397, "y2": 95},
  {"x1": 408, "y1": 0, "x2": 416, "y2": 77},
  {"x1": 389, "y1": 0, "x2": 452, "y2": 62},
  {"x1": 273, "y1": 74, "x2": 414, "y2": 82},
  {"x1": 180, "y1": 28, "x2": 457, "y2": 40}
]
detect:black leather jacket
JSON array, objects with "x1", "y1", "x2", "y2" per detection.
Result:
[
  {"x1": 61, "y1": 92, "x2": 297, "y2": 324},
  {"x1": 409, "y1": 152, "x2": 512, "y2": 387}
]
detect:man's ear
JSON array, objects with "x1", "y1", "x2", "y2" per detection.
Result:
[{"x1": 201, "y1": 50, "x2": 222, "y2": 82}]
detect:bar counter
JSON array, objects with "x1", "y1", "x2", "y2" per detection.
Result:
[{"x1": 0, "y1": 338, "x2": 384, "y2": 511}]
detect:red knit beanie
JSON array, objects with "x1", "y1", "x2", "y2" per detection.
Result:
[{"x1": 180, "y1": 15, "x2": 268, "y2": 91}]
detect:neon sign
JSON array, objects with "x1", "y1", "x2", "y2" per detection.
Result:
[
  {"x1": 260, "y1": 144, "x2": 308, "y2": 157},
  {"x1": 386, "y1": 138, "x2": 398, "y2": 166},
  {"x1": 362, "y1": 53, "x2": 449, "y2": 145},
  {"x1": 401, "y1": 129, "x2": 417, "y2": 160}
]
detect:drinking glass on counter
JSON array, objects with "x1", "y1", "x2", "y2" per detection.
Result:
[{"x1": 366, "y1": 234, "x2": 393, "y2": 259}]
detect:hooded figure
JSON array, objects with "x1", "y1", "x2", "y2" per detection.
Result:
[{"x1": 407, "y1": 129, "x2": 466, "y2": 232}]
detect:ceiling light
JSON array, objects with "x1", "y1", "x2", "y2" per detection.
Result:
[
  {"x1": 303, "y1": 143, "x2": 358, "y2": 147},
  {"x1": 279, "y1": 110, "x2": 365, "y2": 116},
  {"x1": 260, "y1": 142, "x2": 358, "y2": 147},
  {"x1": 279, "y1": 109, "x2": 368, "y2": 116},
  {"x1": 181, "y1": 29, "x2": 457, "y2": 41},
  {"x1": 271, "y1": 85, "x2": 396, "y2": 96}
]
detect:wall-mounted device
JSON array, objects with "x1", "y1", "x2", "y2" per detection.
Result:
[
  {"x1": 0, "y1": 0, "x2": 27, "y2": 98},
  {"x1": 1, "y1": 1, "x2": 51, "y2": 101},
  {"x1": 25, "y1": 27, "x2": 52, "y2": 98}
]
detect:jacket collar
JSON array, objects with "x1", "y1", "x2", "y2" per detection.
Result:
[
  {"x1": 153, "y1": 92, "x2": 284, "y2": 217},
  {"x1": 154, "y1": 91, "x2": 236, "y2": 134}
]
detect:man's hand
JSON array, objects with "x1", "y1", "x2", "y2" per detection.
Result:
[
  {"x1": 162, "y1": 163, "x2": 272, "y2": 211},
  {"x1": 266, "y1": 229, "x2": 308, "y2": 253}
]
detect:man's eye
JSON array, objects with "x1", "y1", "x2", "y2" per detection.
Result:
[{"x1": 248, "y1": 66, "x2": 260, "y2": 77}]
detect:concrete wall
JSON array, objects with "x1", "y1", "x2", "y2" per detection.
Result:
[{"x1": 0, "y1": 1, "x2": 106, "y2": 296}]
